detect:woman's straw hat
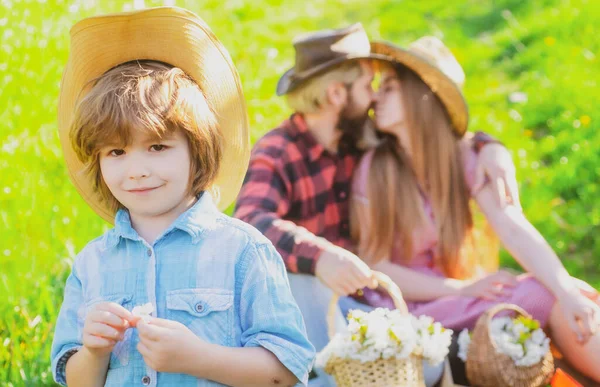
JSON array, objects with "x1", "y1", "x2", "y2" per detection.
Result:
[
  {"x1": 371, "y1": 36, "x2": 469, "y2": 136},
  {"x1": 57, "y1": 7, "x2": 250, "y2": 223}
]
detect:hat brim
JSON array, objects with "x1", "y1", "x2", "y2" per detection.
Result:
[
  {"x1": 58, "y1": 7, "x2": 250, "y2": 224},
  {"x1": 276, "y1": 53, "x2": 391, "y2": 96},
  {"x1": 371, "y1": 41, "x2": 469, "y2": 137}
]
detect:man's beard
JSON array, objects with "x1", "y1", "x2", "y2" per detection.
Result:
[{"x1": 337, "y1": 97, "x2": 375, "y2": 151}]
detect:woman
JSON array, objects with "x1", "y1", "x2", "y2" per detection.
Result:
[{"x1": 351, "y1": 37, "x2": 600, "y2": 381}]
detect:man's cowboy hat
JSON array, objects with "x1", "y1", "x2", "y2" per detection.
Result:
[
  {"x1": 276, "y1": 23, "x2": 390, "y2": 96},
  {"x1": 57, "y1": 7, "x2": 250, "y2": 223},
  {"x1": 371, "y1": 37, "x2": 469, "y2": 136}
]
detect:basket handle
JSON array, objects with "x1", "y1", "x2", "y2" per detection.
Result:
[
  {"x1": 484, "y1": 303, "x2": 531, "y2": 325},
  {"x1": 326, "y1": 271, "x2": 408, "y2": 339},
  {"x1": 484, "y1": 303, "x2": 533, "y2": 351}
]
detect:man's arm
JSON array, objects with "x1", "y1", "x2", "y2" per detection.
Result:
[
  {"x1": 234, "y1": 146, "x2": 327, "y2": 275},
  {"x1": 235, "y1": 138, "x2": 376, "y2": 295}
]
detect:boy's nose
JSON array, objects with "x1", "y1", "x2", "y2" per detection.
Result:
[
  {"x1": 129, "y1": 171, "x2": 149, "y2": 180},
  {"x1": 127, "y1": 156, "x2": 151, "y2": 180}
]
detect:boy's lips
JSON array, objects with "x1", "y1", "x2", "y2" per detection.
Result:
[{"x1": 127, "y1": 186, "x2": 161, "y2": 194}]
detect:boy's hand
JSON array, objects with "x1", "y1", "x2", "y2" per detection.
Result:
[
  {"x1": 82, "y1": 302, "x2": 133, "y2": 358},
  {"x1": 136, "y1": 317, "x2": 204, "y2": 373}
]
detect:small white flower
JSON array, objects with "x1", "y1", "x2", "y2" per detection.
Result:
[
  {"x1": 530, "y1": 328, "x2": 546, "y2": 345},
  {"x1": 132, "y1": 302, "x2": 154, "y2": 323},
  {"x1": 508, "y1": 91, "x2": 528, "y2": 104}
]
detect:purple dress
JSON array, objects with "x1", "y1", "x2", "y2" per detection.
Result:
[{"x1": 351, "y1": 145, "x2": 556, "y2": 330}]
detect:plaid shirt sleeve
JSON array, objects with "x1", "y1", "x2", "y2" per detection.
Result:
[{"x1": 234, "y1": 136, "x2": 326, "y2": 275}]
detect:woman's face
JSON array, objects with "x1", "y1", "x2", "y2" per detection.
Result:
[{"x1": 375, "y1": 69, "x2": 411, "y2": 151}]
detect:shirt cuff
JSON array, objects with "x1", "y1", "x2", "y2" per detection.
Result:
[
  {"x1": 309, "y1": 246, "x2": 327, "y2": 276},
  {"x1": 53, "y1": 346, "x2": 81, "y2": 386},
  {"x1": 245, "y1": 336, "x2": 314, "y2": 386}
]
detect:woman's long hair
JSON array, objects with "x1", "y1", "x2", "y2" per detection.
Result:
[{"x1": 352, "y1": 65, "x2": 487, "y2": 279}]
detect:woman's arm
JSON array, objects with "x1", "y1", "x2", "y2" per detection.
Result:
[
  {"x1": 474, "y1": 184, "x2": 578, "y2": 300},
  {"x1": 353, "y1": 198, "x2": 462, "y2": 301},
  {"x1": 355, "y1": 198, "x2": 517, "y2": 302},
  {"x1": 373, "y1": 259, "x2": 463, "y2": 301}
]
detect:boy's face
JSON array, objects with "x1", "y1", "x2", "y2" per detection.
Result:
[{"x1": 99, "y1": 128, "x2": 194, "y2": 223}]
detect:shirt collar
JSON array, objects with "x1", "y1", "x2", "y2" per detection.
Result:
[
  {"x1": 289, "y1": 113, "x2": 362, "y2": 161},
  {"x1": 103, "y1": 192, "x2": 220, "y2": 250},
  {"x1": 289, "y1": 113, "x2": 328, "y2": 162}
]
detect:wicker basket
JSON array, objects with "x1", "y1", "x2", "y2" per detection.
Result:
[
  {"x1": 466, "y1": 303, "x2": 554, "y2": 387},
  {"x1": 322, "y1": 271, "x2": 426, "y2": 387}
]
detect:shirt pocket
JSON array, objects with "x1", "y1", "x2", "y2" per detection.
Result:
[
  {"x1": 84, "y1": 293, "x2": 134, "y2": 369},
  {"x1": 166, "y1": 288, "x2": 234, "y2": 347}
]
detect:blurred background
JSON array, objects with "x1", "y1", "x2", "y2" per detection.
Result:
[{"x1": 0, "y1": 0, "x2": 598, "y2": 384}]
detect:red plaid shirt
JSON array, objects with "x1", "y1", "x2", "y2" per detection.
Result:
[
  {"x1": 234, "y1": 113, "x2": 497, "y2": 275},
  {"x1": 234, "y1": 114, "x2": 360, "y2": 274}
]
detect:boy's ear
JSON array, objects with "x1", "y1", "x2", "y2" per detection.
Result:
[{"x1": 325, "y1": 82, "x2": 348, "y2": 110}]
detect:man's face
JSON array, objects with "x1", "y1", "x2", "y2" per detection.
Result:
[
  {"x1": 337, "y1": 60, "x2": 375, "y2": 146},
  {"x1": 342, "y1": 60, "x2": 375, "y2": 120}
]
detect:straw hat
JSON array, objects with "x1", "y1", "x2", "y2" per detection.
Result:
[
  {"x1": 371, "y1": 36, "x2": 469, "y2": 136},
  {"x1": 57, "y1": 7, "x2": 250, "y2": 223},
  {"x1": 277, "y1": 23, "x2": 390, "y2": 96}
]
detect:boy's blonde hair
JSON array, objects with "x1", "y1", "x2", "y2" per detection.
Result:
[
  {"x1": 70, "y1": 60, "x2": 223, "y2": 213},
  {"x1": 286, "y1": 61, "x2": 362, "y2": 114}
]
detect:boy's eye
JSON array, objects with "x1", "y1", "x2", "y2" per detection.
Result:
[
  {"x1": 109, "y1": 149, "x2": 125, "y2": 156},
  {"x1": 150, "y1": 144, "x2": 166, "y2": 152}
]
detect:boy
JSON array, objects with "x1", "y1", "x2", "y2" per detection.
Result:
[{"x1": 51, "y1": 7, "x2": 314, "y2": 386}]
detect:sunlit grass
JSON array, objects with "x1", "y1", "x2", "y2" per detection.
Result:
[{"x1": 1, "y1": 0, "x2": 598, "y2": 384}]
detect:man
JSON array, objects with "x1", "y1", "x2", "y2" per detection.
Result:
[{"x1": 234, "y1": 23, "x2": 519, "y2": 385}]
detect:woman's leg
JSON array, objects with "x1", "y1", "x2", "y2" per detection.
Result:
[{"x1": 548, "y1": 298, "x2": 600, "y2": 382}]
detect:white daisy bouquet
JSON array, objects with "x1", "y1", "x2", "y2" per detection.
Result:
[
  {"x1": 316, "y1": 308, "x2": 453, "y2": 368},
  {"x1": 458, "y1": 314, "x2": 550, "y2": 367}
]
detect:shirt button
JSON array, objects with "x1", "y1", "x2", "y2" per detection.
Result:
[
  {"x1": 195, "y1": 302, "x2": 204, "y2": 313},
  {"x1": 146, "y1": 249, "x2": 152, "y2": 257},
  {"x1": 141, "y1": 375, "x2": 151, "y2": 385},
  {"x1": 339, "y1": 191, "x2": 347, "y2": 199}
]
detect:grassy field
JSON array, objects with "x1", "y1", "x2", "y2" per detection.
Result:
[{"x1": 1, "y1": 0, "x2": 599, "y2": 385}]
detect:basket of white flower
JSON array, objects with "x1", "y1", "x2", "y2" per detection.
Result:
[
  {"x1": 464, "y1": 303, "x2": 554, "y2": 387},
  {"x1": 317, "y1": 271, "x2": 453, "y2": 387}
]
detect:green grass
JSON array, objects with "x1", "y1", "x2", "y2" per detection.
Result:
[{"x1": 1, "y1": 0, "x2": 598, "y2": 384}]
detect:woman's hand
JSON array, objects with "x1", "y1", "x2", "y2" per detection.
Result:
[
  {"x1": 557, "y1": 290, "x2": 600, "y2": 344},
  {"x1": 458, "y1": 270, "x2": 518, "y2": 301}
]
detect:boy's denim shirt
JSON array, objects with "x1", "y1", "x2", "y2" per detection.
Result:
[{"x1": 51, "y1": 193, "x2": 315, "y2": 386}]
